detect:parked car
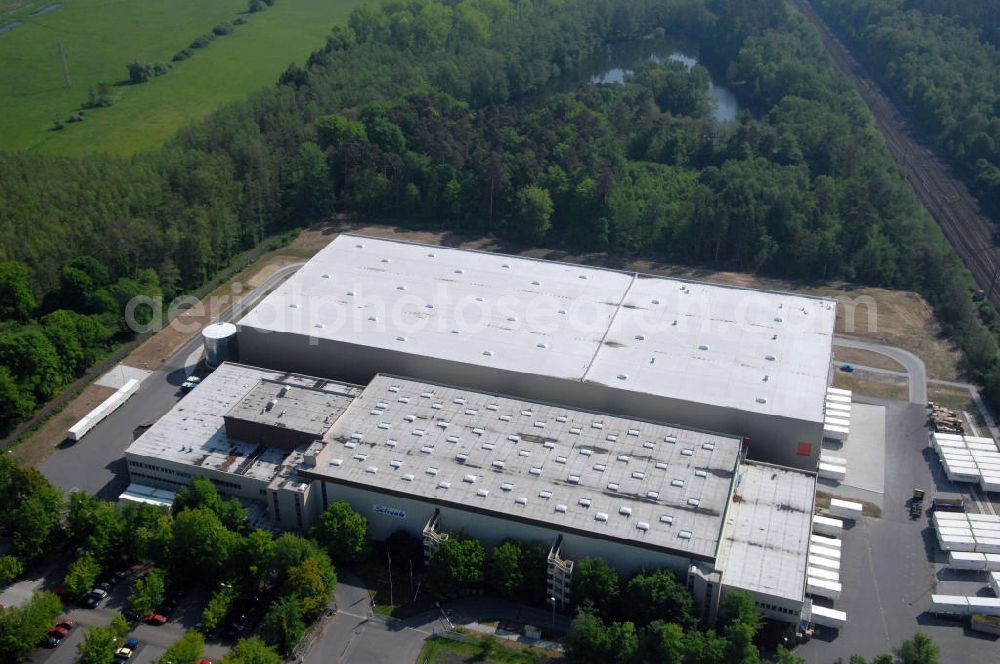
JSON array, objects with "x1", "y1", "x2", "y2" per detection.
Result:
[
  {"x1": 45, "y1": 621, "x2": 73, "y2": 648},
  {"x1": 113, "y1": 646, "x2": 134, "y2": 663},
  {"x1": 145, "y1": 613, "x2": 167, "y2": 626},
  {"x1": 121, "y1": 608, "x2": 140, "y2": 623},
  {"x1": 82, "y1": 588, "x2": 107, "y2": 609},
  {"x1": 839, "y1": 364, "x2": 854, "y2": 373},
  {"x1": 124, "y1": 639, "x2": 140, "y2": 650}
]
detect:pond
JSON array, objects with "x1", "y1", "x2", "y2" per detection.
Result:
[{"x1": 583, "y1": 36, "x2": 739, "y2": 122}]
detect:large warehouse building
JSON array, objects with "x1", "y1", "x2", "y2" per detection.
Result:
[
  {"x1": 237, "y1": 235, "x2": 837, "y2": 470},
  {"x1": 125, "y1": 362, "x2": 818, "y2": 625}
]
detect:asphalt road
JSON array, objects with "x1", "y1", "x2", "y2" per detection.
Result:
[
  {"x1": 38, "y1": 264, "x2": 303, "y2": 497},
  {"x1": 833, "y1": 336, "x2": 927, "y2": 405},
  {"x1": 799, "y1": 397, "x2": 998, "y2": 662},
  {"x1": 304, "y1": 573, "x2": 570, "y2": 664}
]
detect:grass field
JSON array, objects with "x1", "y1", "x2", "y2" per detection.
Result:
[{"x1": 0, "y1": 0, "x2": 366, "y2": 155}]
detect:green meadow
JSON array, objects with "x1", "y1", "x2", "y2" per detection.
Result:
[{"x1": 0, "y1": 0, "x2": 366, "y2": 155}]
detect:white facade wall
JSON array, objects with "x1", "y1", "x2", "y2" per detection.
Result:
[
  {"x1": 316, "y1": 480, "x2": 694, "y2": 576},
  {"x1": 241, "y1": 329, "x2": 823, "y2": 471},
  {"x1": 125, "y1": 452, "x2": 270, "y2": 503}
]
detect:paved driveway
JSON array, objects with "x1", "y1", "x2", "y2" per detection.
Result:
[
  {"x1": 798, "y1": 398, "x2": 998, "y2": 662},
  {"x1": 304, "y1": 573, "x2": 569, "y2": 664},
  {"x1": 39, "y1": 264, "x2": 303, "y2": 497}
]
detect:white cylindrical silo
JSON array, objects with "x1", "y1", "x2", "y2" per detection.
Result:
[{"x1": 202, "y1": 322, "x2": 238, "y2": 368}]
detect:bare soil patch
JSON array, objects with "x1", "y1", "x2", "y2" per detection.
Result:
[{"x1": 832, "y1": 371, "x2": 908, "y2": 401}]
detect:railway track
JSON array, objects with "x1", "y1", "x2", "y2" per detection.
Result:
[{"x1": 792, "y1": 0, "x2": 1000, "y2": 308}]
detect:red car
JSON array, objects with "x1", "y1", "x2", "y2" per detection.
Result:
[
  {"x1": 144, "y1": 613, "x2": 167, "y2": 626},
  {"x1": 196, "y1": 660, "x2": 213, "y2": 664},
  {"x1": 45, "y1": 620, "x2": 73, "y2": 647}
]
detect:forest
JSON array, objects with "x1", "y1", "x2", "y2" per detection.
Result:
[
  {"x1": 814, "y1": 0, "x2": 1000, "y2": 218},
  {"x1": 0, "y1": 0, "x2": 998, "y2": 435}
]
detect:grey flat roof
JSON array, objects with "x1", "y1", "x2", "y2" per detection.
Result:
[
  {"x1": 237, "y1": 234, "x2": 836, "y2": 423},
  {"x1": 226, "y1": 378, "x2": 354, "y2": 437},
  {"x1": 716, "y1": 461, "x2": 816, "y2": 602},
  {"x1": 304, "y1": 374, "x2": 742, "y2": 561},
  {"x1": 126, "y1": 363, "x2": 361, "y2": 483}
]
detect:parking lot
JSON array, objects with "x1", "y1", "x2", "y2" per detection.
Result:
[
  {"x1": 799, "y1": 397, "x2": 999, "y2": 662},
  {"x1": 24, "y1": 573, "x2": 229, "y2": 664}
]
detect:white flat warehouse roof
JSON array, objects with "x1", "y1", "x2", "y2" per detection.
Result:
[
  {"x1": 716, "y1": 461, "x2": 816, "y2": 602},
  {"x1": 238, "y1": 235, "x2": 837, "y2": 424},
  {"x1": 304, "y1": 374, "x2": 743, "y2": 561}
]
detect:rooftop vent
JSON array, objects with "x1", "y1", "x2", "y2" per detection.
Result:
[
  {"x1": 635, "y1": 334, "x2": 646, "y2": 341},
  {"x1": 655, "y1": 462, "x2": 668, "y2": 470},
  {"x1": 420, "y1": 446, "x2": 433, "y2": 454},
  {"x1": 366, "y1": 466, "x2": 378, "y2": 474},
  {"x1": 501, "y1": 263, "x2": 510, "y2": 269},
  {"x1": 595, "y1": 512, "x2": 608, "y2": 521},
  {"x1": 477, "y1": 489, "x2": 489, "y2": 497},
  {"x1": 660, "y1": 515, "x2": 673, "y2": 524},
  {"x1": 447, "y1": 435, "x2": 460, "y2": 443},
  {"x1": 396, "y1": 336, "x2": 407, "y2": 342},
  {"x1": 698, "y1": 344, "x2": 709, "y2": 351},
  {"x1": 501, "y1": 482, "x2": 514, "y2": 491},
  {"x1": 628, "y1": 429, "x2": 640, "y2": 437},
  {"x1": 539, "y1": 489, "x2": 552, "y2": 498},
  {"x1": 483, "y1": 350, "x2": 494, "y2": 357},
  {"x1": 536, "y1": 343, "x2": 548, "y2": 349},
  {"x1": 702, "y1": 443, "x2": 715, "y2": 451},
  {"x1": 652, "y1": 299, "x2": 660, "y2": 305},
  {"x1": 315, "y1": 323, "x2": 325, "y2": 329},
  {"x1": 355, "y1": 243, "x2": 364, "y2": 249},
  {"x1": 427, "y1": 252, "x2": 436, "y2": 257},
  {"x1": 568, "y1": 475, "x2": 581, "y2": 484},
  {"x1": 678, "y1": 530, "x2": 692, "y2": 539},
  {"x1": 632, "y1": 471, "x2": 645, "y2": 480},
  {"x1": 671, "y1": 479, "x2": 685, "y2": 487},
  {"x1": 580, "y1": 449, "x2": 593, "y2": 457},
  {"x1": 555, "y1": 504, "x2": 567, "y2": 513},
  {"x1": 607, "y1": 482, "x2": 619, "y2": 491},
  {"x1": 687, "y1": 498, "x2": 701, "y2": 507},
  {"x1": 579, "y1": 498, "x2": 592, "y2": 507},
  {"x1": 492, "y1": 460, "x2": 505, "y2": 469},
  {"x1": 531, "y1": 280, "x2": 541, "y2": 286},
  {"x1": 451, "y1": 329, "x2": 461, "y2": 334},
  {"x1": 681, "y1": 448, "x2": 694, "y2": 456},
  {"x1": 390, "y1": 460, "x2": 402, "y2": 468},
  {"x1": 617, "y1": 374, "x2": 628, "y2": 381},
  {"x1": 456, "y1": 453, "x2": 468, "y2": 462},
  {"x1": 617, "y1": 455, "x2": 630, "y2": 462},
  {"x1": 402, "y1": 474, "x2": 415, "y2": 481},
  {"x1": 454, "y1": 269, "x2": 464, "y2": 274},
  {"x1": 386, "y1": 439, "x2": 398, "y2": 448},
  {"x1": 288, "y1": 303, "x2": 299, "y2": 309},
  {"x1": 756, "y1": 397, "x2": 768, "y2": 404},
  {"x1": 397, "y1": 285, "x2": 407, "y2": 291},
  {"x1": 643, "y1": 442, "x2": 655, "y2": 449},
  {"x1": 665, "y1": 435, "x2": 677, "y2": 443},
  {"x1": 592, "y1": 422, "x2": 604, "y2": 429},
  {"x1": 534, "y1": 421, "x2": 545, "y2": 428},
  {"x1": 381, "y1": 258, "x2": 391, "y2": 263},
  {"x1": 529, "y1": 467, "x2": 542, "y2": 476},
  {"x1": 322, "y1": 273, "x2": 331, "y2": 279},
  {"x1": 647, "y1": 490, "x2": 659, "y2": 499},
  {"x1": 353, "y1": 453, "x2": 367, "y2": 461},
  {"x1": 636, "y1": 522, "x2": 650, "y2": 531},
  {"x1": 695, "y1": 470, "x2": 708, "y2": 478},
  {"x1": 593, "y1": 464, "x2": 606, "y2": 472},
  {"x1": 515, "y1": 496, "x2": 527, "y2": 505},
  {"x1": 765, "y1": 354, "x2": 776, "y2": 361},
  {"x1": 619, "y1": 506, "x2": 632, "y2": 516},
  {"x1": 437, "y1": 481, "x2": 451, "y2": 489},
  {"x1": 607, "y1": 434, "x2": 618, "y2": 442},
  {"x1": 330, "y1": 458, "x2": 343, "y2": 467}
]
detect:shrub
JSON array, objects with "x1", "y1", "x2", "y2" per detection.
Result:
[
  {"x1": 172, "y1": 48, "x2": 193, "y2": 62},
  {"x1": 248, "y1": 0, "x2": 266, "y2": 13},
  {"x1": 234, "y1": 17, "x2": 248, "y2": 25},
  {"x1": 152, "y1": 62, "x2": 170, "y2": 76},
  {"x1": 190, "y1": 33, "x2": 215, "y2": 49},
  {"x1": 213, "y1": 22, "x2": 234, "y2": 36}
]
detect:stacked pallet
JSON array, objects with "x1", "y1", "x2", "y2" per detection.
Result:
[
  {"x1": 931, "y1": 432, "x2": 1000, "y2": 491},
  {"x1": 824, "y1": 387, "x2": 851, "y2": 441},
  {"x1": 933, "y1": 512, "x2": 1000, "y2": 553}
]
